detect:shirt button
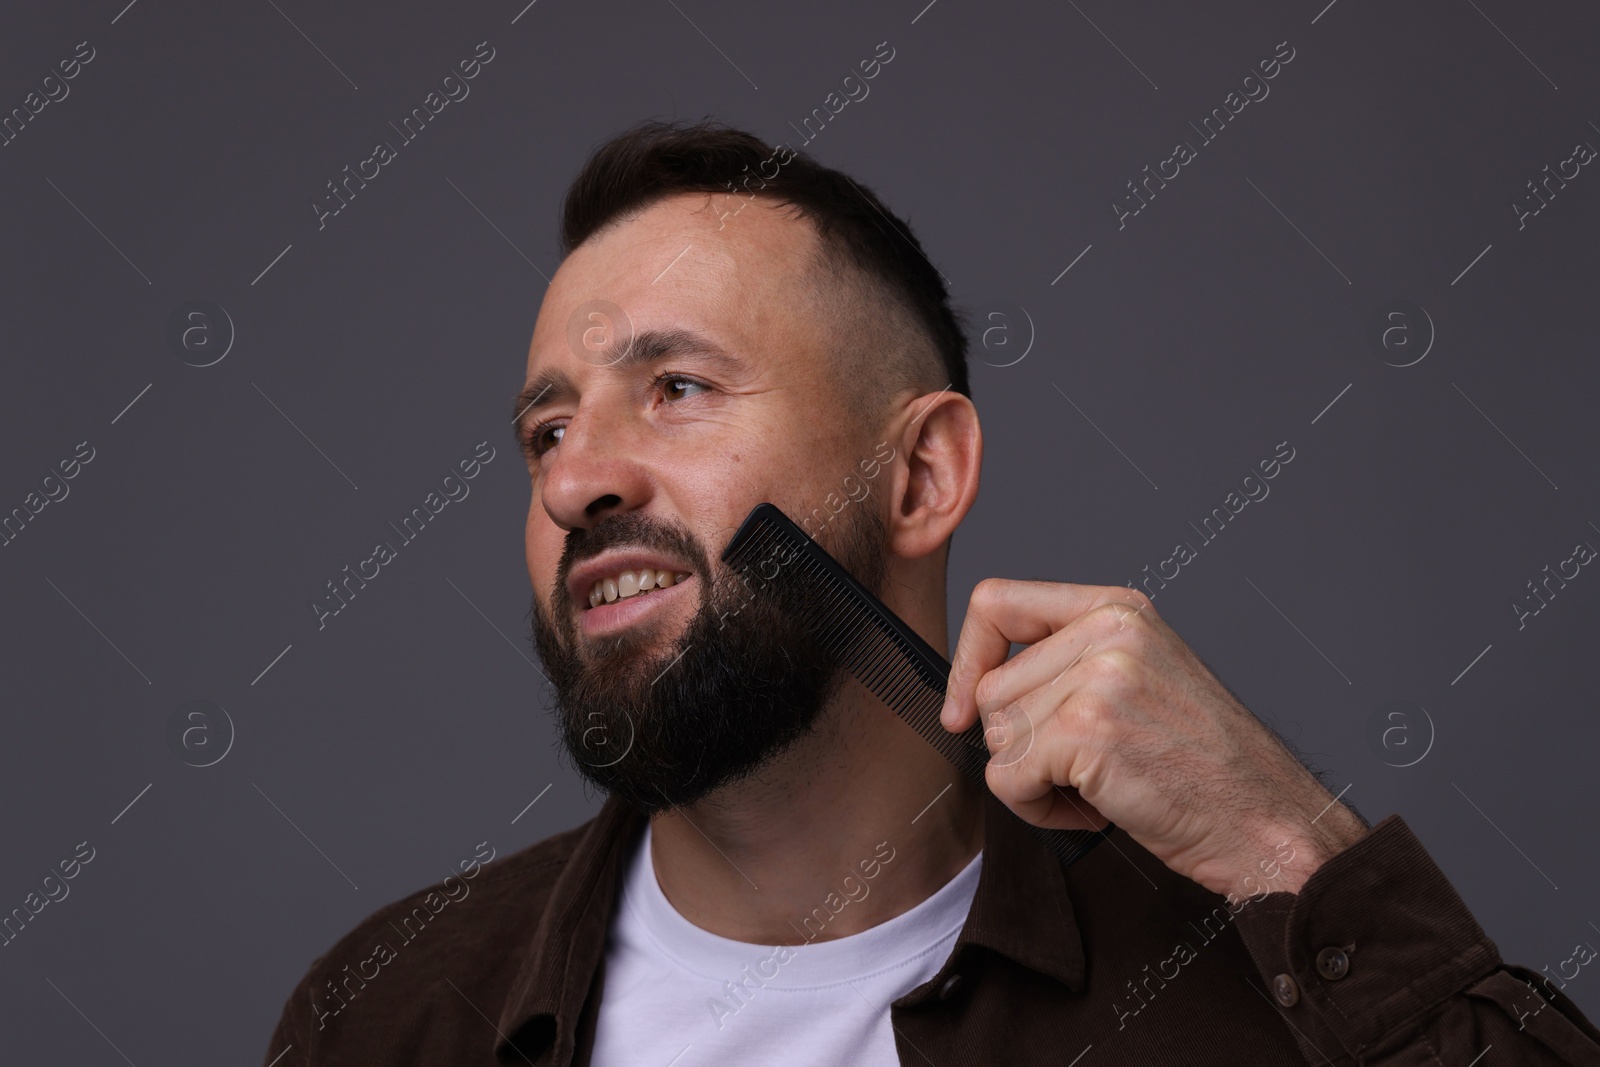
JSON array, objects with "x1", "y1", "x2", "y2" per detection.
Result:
[
  {"x1": 1272, "y1": 973, "x2": 1299, "y2": 1007},
  {"x1": 938, "y1": 974, "x2": 965, "y2": 1001},
  {"x1": 1315, "y1": 947, "x2": 1350, "y2": 981}
]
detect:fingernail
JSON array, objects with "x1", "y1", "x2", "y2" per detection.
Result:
[{"x1": 939, "y1": 699, "x2": 955, "y2": 728}]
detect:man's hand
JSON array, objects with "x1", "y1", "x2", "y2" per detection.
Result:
[{"x1": 939, "y1": 579, "x2": 1368, "y2": 898}]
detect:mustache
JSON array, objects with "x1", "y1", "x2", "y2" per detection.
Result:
[{"x1": 553, "y1": 512, "x2": 714, "y2": 605}]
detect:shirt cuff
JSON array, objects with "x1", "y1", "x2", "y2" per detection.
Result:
[{"x1": 1230, "y1": 813, "x2": 1503, "y2": 1059}]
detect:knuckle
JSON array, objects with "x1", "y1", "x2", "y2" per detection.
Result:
[
  {"x1": 1088, "y1": 601, "x2": 1132, "y2": 635},
  {"x1": 971, "y1": 577, "x2": 1010, "y2": 610},
  {"x1": 1095, "y1": 589, "x2": 1153, "y2": 626},
  {"x1": 1123, "y1": 588, "x2": 1154, "y2": 614},
  {"x1": 1096, "y1": 648, "x2": 1141, "y2": 688},
  {"x1": 1064, "y1": 694, "x2": 1117, "y2": 749},
  {"x1": 984, "y1": 758, "x2": 1017, "y2": 795},
  {"x1": 972, "y1": 671, "x2": 1005, "y2": 711},
  {"x1": 1062, "y1": 692, "x2": 1103, "y2": 734}
]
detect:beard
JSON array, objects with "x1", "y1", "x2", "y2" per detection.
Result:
[{"x1": 530, "y1": 502, "x2": 889, "y2": 816}]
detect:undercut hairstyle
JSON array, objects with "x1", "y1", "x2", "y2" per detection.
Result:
[{"x1": 558, "y1": 119, "x2": 971, "y2": 423}]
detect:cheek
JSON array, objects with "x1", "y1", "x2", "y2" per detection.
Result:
[
  {"x1": 523, "y1": 502, "x2": 539, "y2": 566},
  {"x1": 524, "y1": 509, "x2": 562, "y2": 597}
]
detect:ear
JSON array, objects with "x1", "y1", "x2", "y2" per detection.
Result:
[{"x1": 884, "y1": 390, "x2": 982, "y2": 560}]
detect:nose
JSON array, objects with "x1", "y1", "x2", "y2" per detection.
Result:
[{"x1": 539, "y1": 404, "x2": 653, "y2": 533}]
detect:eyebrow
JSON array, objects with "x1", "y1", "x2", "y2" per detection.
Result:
[{"x1": 509, "y1": 327, "x2": 745, "y2": 444}]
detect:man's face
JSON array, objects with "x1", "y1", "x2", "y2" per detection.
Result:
[{"x1": 516, "y1": 192, "x2": 894, "y2": 813}]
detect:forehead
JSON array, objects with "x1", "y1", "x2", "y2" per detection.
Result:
[{"x1": 528, "y1": 191, "x2": 826, "y2": 371}]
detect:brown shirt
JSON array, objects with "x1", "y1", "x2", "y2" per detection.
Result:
[{"x1": 263, "y1": 791, "x2": 1600, "y2": 1065}]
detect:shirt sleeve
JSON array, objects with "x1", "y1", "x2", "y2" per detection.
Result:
[{"x1": 1229, "y1": 813, "x2": 1600, "y2": 1065}]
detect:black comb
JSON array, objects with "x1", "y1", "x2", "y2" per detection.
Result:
[{"x1": 721, "y1": 502, "x2": 1112, "y2": 869}]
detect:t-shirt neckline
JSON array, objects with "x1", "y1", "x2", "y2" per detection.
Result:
[{"x1": 618, "y1": 821, "x2": 983, "y2": 991}]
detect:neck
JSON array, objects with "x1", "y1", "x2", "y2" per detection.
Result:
[
  {"x1": 647, "y1": 651, "x2": 986, "y2": 945},
  {"x1": 648, "y1": 685, "x2": 985, "y2": 945}
]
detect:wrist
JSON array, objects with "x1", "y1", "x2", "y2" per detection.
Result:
[
  {"x1": 1205, "y1": 798, "x2": 1367, "y2": 901},
  {"x1": 1257, "y1": 802, "x2": 1368, "y2": 895}
]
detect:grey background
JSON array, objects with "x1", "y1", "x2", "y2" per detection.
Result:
[{"x1": 3, "y1": 0, "x2": 1597, "y2": 1061}]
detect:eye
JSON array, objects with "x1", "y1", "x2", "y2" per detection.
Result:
[
  {"x1": 522, "y1": 375, "x2": 709, "y2": 460},
  {"x1": 522, "y1": 421, "x2": 563, "y2": 457},
  {"x1": 658, "y1": 375, "x2": 708, "y2": 402}
]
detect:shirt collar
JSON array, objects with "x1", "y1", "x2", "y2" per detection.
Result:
[
  {"x1": 956, "y1": 790, "x2": 1088, "y2": 991},
  {"x1": 493, "y1": 789, "x2": 1087, "y2": 1063},
  {"x1": 495, "y1": 794, "x2": 643, "y2": 1065}
]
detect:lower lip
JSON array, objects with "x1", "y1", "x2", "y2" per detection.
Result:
[{"x1": 578, "y1": 576, "x2": 695, "y2": 638}]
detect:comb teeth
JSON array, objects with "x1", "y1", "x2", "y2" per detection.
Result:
[
  {"x1": 723, "y1": 515, "x2": 984, "y2": 775},
  {"x1": 722, "y1": 503, "x2": 1112, "y2": 869}
]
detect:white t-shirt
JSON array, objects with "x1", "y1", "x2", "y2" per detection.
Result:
[{"x1": 589, "y1": 822, "x2": 983, "y2": 1067}]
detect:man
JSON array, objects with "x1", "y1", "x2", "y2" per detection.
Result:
[{"x1": 263, "y1": 120, "x2": 1600, "y2": 1065}]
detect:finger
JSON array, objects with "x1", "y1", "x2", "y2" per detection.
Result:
[
  {"x1": 941, "y1": 580, "x2": 1143, "y2": 731},
  {"x1": 978, "y1": 596, "x2": 1166, "y2": 721},
  {"x1": 978, "y1": 683, "x2": 1060, "y2": 775},
  {"x1": 971, "y1": 625, "x2": 1098, "y2": 724},
  {"x1": 941, "y1": 580, "x2": 1097, "y2": 732},
  {"x1": 988, "y1": 761, "x2": 1112, "y2": 833},
  {"x1": 985, "y1": 706, "x2": 1114, "y2": 832}
]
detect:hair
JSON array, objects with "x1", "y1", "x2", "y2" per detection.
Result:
[{"x1": 557, "y1": 119, "x2": 971, "y2": 423}]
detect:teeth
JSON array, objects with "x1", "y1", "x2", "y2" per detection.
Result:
[{"x1": 586, "y1": 568, "x2": 691, "y2": 608}]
